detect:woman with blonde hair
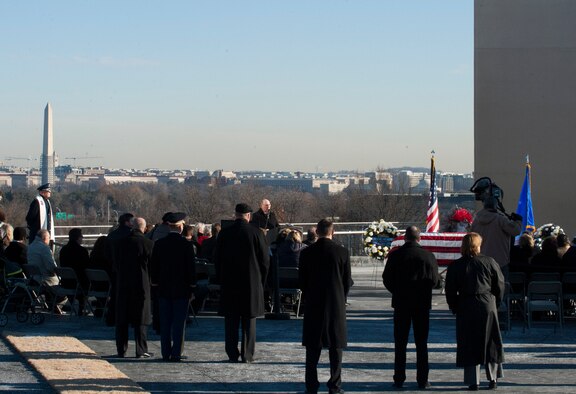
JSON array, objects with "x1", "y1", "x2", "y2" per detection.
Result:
[{"x1": 445, "y1": 232, "x2": 505, "y2": 391}]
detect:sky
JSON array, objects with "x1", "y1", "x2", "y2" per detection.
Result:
[{"x1": 1, "y1": 1, "x2": 473, "y2": 173}]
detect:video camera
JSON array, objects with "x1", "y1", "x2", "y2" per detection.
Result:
[{"x1": 470, "y1": 176, "x2": 506, "y2": 212}]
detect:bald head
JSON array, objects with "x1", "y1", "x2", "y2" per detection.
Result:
[
  {"x1": 404, "y1": 226, "x2": 421, "y2": 242},
  {"x1": 133, "y1": 217, "x2": 146, "y2": 233}
]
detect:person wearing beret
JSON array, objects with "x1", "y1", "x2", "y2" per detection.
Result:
[
  {"x1": 150, "y1": 212, "x2": 196, "y2": 362},
  {"x1": 25, "y1": 183, "x2": 54, "y2": 245},
  {"x1": 215, "y1": 203, "x2": 270, "y2": 363}
]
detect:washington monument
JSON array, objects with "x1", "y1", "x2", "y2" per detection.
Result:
[{"x1": 41, "y1": 102, "x2": 55, "y2": 185}]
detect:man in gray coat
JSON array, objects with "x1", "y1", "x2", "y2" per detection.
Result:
[{"x1": 299, "y1": 218, "x2": 352, "y2": 394}]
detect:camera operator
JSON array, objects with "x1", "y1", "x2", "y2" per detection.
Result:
[{"x1": 470, "y1": 178, "x2": 522, "y2": 281}]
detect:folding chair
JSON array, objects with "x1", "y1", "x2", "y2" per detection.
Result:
[
  {"x1": 526, "y1": 280, "x2": 563, "y2": 333},
  {"x1": 200, "y1": 263, "x2": 220, "y2": 312},
  {"x1": 277, "y1": 267, "x2": 302, "y2": 317},
  {"x1": 497, "y1": 282, "x2": 512, "y2": 332},
  {"x1": 562, "y1": 272, "x2": 576, "y2": 318},
  {"x1": 84, "y1": 269, "x2": 111, "y2": 320},
  {"x1": 53, "y1": 267, "x2": 83, "y2": 316},
  {"x1": 21, "y1": 264, "x2": 50, "y2": 311},
  {"x1": 508, "y1": 272, "x2": 527, "y2": 327},
  {"x1": 530, "y1": 272, "x2": 561, "y2": 282}
]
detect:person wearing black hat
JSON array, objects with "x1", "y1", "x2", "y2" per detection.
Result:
[
  {"x1": 25, "y1": 183, "x2": 54, "y2": 245},
  {"x1": 150, "y1": 212, "x2": 196, "y2": 362},
  {"x1": 215, "y1": 203, "x2": 270, "y2": 363},
  {"x1": 147, "y1": 212, "x2": 172, "y2": 241}
]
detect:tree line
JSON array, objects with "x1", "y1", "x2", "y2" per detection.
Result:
[{"x1": 0, "y1": 182, "x2": 430, "y2": 229}]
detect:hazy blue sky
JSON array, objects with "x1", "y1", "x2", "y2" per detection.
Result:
[{"x1": 1, "y1": 1, "x2": 473, "y2": 173}]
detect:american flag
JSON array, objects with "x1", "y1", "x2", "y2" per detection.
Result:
[
  {"x1": 426, "y1": 154, "x2": 439, "y2": 232},
  {"x1": 390, "y1": 232, "x2": 465, "y2": 266}
]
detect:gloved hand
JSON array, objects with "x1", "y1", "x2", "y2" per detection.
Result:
[{"x1": 509, "y1": 212, "x2": 522, "y2": 221}]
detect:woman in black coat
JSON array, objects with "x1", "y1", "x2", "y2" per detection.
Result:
[{"x1": 445, "y1": 232, "x2": 504, "y2": 391}]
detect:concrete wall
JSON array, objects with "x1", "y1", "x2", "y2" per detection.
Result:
[{"x1": 475, "y1": 0, "x2": 576, "y2": 236}]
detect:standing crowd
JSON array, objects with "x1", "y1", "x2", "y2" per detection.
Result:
[{"x1": 0, "y1": 184, "x2": 517, "y2": 393}]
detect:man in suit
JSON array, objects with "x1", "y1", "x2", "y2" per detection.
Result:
[
  {"x1": 25, "y1": 183, "x2": 54, "y2": 245},
  {"x1": 150, "y1": 212, "x2": 196, "y2": 362},
  {"x1": 115, "y1": 218, "x2": 154, "y2": 358},
  {"x1": 383, "y1": 226, "x2": 440, "y2": 390},
  {"x1": 215, "y1": 203, "x2": 269, "y2": 363},
  {"x1": 299, "y1": 218, "x2": 351, "y2": 394}
]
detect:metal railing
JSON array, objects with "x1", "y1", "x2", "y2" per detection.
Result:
[{"x1": 55, "y1": 221, "x2": 421, "y2": 256}]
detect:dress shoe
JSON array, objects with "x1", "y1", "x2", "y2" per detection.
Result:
[
  {"x1": 468, "y1": 384, "x2": 479, "y2": 391},
  {"x1": 488, "y1": 380, "x2": 497, "y2": 390},
  {"x1": 136, "y1": 352, "x2": 153, "y2": 359},
  {"x1": 392, "y1": 382, "x2": 403, "y2": 389},
  {"x1": 418, "y1": 382, "x2": 431, "y2": 390},
  {"x1": 329, "y1": 390, "x2": 344, "y2": 394}
]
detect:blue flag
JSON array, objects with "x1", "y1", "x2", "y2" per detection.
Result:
[{"x1": 515, "y1": 157, "x2": 535, "y2": 234}]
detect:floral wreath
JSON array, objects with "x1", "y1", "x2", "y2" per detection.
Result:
[
  {"x1": 363, "y1": 219, "x2": 399, "y2": 260},
  {"x1": 533, "y1": 223, "x2": 565, "y2": 250}
]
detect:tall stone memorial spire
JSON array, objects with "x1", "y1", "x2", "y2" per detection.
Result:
[{"x1": 41, "y1": 102, "x2": 55, "y2": 185}]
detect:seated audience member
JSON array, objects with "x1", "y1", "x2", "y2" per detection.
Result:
[
  {"x1": 303, "y1": 226, "x2": 318, "y2": 246},
  {"x1": 27, "y1": 229, "x2": 63, "y2": 311},
  {"x1": 199, "y1": 223, "x2": 221, "y2": 262},
  {"x1": 277, "y1": 229, "x2": 306, "y2": 289},
  {"x1": 278, "y1": 230, "x2": 307, "y2": 268},
  {"x1": 59, "y1": 228, "x2": 90, "y2": 314},
  {"x1": 530, "y1": 236, "x2": 561, "y2": 266},
  {"x1": 510, "y1": 233, "x2": 535, "y2": 268},
  {"x1": 197, "y1": 223, "x2": 210, "y2": 245},
  {"x1": 4, "y1": 227, "x2": 28, "y2": 266},
  {"x1": 183, "y1": 225, "x2": 195, "y2": 242},
  {"x1": 557, "y1": 233, "x2": 571, "y2": 258},
  {"x1": 27, "y1": 230, "x2": 58, "y2": 287},
  {"x1": 561, "y1": 237, "x2": 576, "y2": 266},
  {"x1": 0, "y1": 209, "x2": 11, "y2": 254}
]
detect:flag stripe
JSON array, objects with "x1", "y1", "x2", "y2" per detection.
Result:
[
  {"x1": 390, "y1": 232, "x2": 465, "y2": 266},
  {"x1": 426, "y1": 156, "x2": 439, "y2": 232}
]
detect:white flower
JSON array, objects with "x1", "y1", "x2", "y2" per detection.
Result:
[{"x1": 365, "y1": 236, "x2": 372, "y2": 243}]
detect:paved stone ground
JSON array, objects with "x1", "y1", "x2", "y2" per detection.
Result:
[{"x1": 2, "y1": 265, "x2": 576, "y2": 393}]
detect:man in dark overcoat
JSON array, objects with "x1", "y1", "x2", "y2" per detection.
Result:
[
  {"x1": 383, "y1": 226, "x2": 441, "y2": 390},
  {"x1": 105, "y1": 212, "x2": 134, "y2": 326},
  {"x1": 299, "y1": 218, "x2": 352, "y2": 394},
  {"x1": 115, "y1": 217, "x2": 154, "y2": 358},
  {"x1": 150, "y1": 212, "x2": 196, "y2": 362},
  {"x1": 215, "y1": 203, "x2": 269, "y2": 363}
]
